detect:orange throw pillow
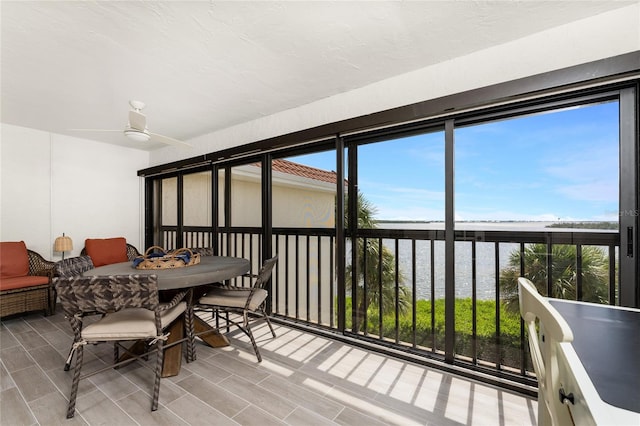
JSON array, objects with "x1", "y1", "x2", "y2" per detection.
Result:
[
  {"x1": 0, "y1": 241, "x2": 29, "y2": 278},
  {"x1": 85, "y1": 237, "x2": 128, "y2": 267}
]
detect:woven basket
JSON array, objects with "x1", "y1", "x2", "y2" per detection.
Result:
[{"x1": 134, "y1": 246, "x2": 200, "y2": 270}]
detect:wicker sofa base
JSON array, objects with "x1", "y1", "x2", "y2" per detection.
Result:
[{"x1": 0, "y1": 283, "x2": 51, "y2": 318}]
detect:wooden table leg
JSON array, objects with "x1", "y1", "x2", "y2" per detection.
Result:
[
  {"x1": 118, "y1": 340, "x2": 146, "y2": 364},
  {"x1": 161, "y1": 316, "x2": 184, "y2": 377},
  {"x1": 193, "y1": 315, "x2": 230, "y2": 348},
  {"x1": 118, "y1": 317, "x2": 184, "y2": 378}
]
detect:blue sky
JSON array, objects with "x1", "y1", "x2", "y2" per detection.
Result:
[{"x1": 291, "y1": 100, "x2": 619, "y2": 222}]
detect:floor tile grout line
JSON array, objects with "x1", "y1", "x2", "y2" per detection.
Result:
[{"x1": 2, "y1": 319, "x2": 49, "y2": 426}]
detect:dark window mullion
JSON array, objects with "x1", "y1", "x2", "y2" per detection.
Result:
[
  {"x1": 444, "y1": 119, "x2": 455, "y2": 363},
  {"x1": 176, "y1": 174, "x2": 184, "y2": 248}
]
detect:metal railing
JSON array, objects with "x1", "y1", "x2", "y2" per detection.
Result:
[{"x1": 158, "y1": 225, "x2": 619, "y2": 386}]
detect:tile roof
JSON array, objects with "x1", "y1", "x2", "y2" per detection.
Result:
[{"x1": 259, "y1": 159, "x2": 339, "y2": 184}]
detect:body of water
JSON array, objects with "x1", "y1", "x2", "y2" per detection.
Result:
[{"x1": 354, "y1": 221, "x2": 614, "y2": 301}]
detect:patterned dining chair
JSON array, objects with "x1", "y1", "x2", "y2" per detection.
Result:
[
  {"x1": 54, "y1": 274, "x2": 187, "y2": 418},
  {"x1": 54, "y1": 255, "x2": 95, "y2": 278},
  {"x1": 193, "y1": 255, "x2": 278, "y2": 362},
  {"x1": 54, "y1": 255, "x2": 97, "y2": 370},
  {"x1": 186, "y1": 247, "x2": 214, "y2": 256}
]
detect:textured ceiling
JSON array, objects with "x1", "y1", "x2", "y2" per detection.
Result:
[{"x1": 1, "y1": 1, "x2": 633, "y2": 150}]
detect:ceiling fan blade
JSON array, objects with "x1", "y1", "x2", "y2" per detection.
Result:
[
  {"x1": 129, "y1": 110, "x2": 146, "y2": 131},
  {"x1": 150, "y1": 132, "x2": 192, "y2": 148},
  {"x1": 69, "y1": 128, "x2": 122, "y2": 132}
]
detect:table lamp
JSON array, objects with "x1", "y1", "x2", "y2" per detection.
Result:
[{"x1": 54, "y1": 233, "x2": 73, "y2": 259}]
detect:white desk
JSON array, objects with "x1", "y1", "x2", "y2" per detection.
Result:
[{"x1": 548, "y1": 300, "x2": 640, "y2": 426}]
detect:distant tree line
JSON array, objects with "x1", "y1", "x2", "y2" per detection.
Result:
[{"x1": 546, "y1": 221, "x2": 618, "y2": 229}]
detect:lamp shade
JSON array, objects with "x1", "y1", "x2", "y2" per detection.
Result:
[{"x1": 54, "y1": 235, "x2": 73, "y2": 252}]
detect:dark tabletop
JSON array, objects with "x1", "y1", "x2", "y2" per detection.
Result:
[
  {"x1": 83, "y1": 256, "x2": 250, "y2": 291},
  {"x1": 549, "y1": 300, "x2": 640, "y2": 413}
]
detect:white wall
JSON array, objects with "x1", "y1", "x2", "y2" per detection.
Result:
[
  {"x1": 149, "y1": 3, "x2": 640, "y2": 166},
  {"x1": 0, "y1": 124, "x2": 149, "y2": 260}
]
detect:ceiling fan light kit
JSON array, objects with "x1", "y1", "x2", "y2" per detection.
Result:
[{"x1": 124, "y1": 129, "x2": 150, "y2": 142}]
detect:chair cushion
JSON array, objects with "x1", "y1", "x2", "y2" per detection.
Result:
[
  {"x1": 199, "y1": 288, "x2": 268, "y2": 311},
  {"x1": 81, "y1": 301, "x2": 186, "y2": 342},
  {"x1": 84, "y1": 238, "x2": 128, "y2": 267},
  {"x1": 0, "y1": 275, "x2": 49, "y2": 291},
  {"x1": 159, "y1": 301, "x2": 187, "y2": 327},
  {"x1": 0, "y1": 241, "x2": 29, "y2": 278},
  {"x1": 55, "y1": 255, "x2": 94, "y2": 277}
]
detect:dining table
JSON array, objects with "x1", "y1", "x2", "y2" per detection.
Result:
[
  {"x1": 83, "y1": 255, "x2": 251, "y2": 376},
  {"x1": 548, "y1": 299, "x2": 640, "y2": 425}
]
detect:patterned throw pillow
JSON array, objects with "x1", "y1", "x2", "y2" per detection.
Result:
[{"x1": 55, "y1": 255, "x2": 95, "y2": 277}]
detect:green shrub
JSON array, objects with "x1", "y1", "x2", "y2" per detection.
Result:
[{"x1": 344, "y1": 297, "x2": 524, "y2": 368}]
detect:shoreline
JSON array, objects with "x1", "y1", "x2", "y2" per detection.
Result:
[{"x1": 376, "y1": 220, "x2": 618, "y2": 232}]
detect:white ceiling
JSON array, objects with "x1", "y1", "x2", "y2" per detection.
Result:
[{"x1": 1, "y1": 1, "x2": 634, "y2": 151}]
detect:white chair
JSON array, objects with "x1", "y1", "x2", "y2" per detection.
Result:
[{"x1": 518, "y1": 277, "x2": 575, "y2": 426}]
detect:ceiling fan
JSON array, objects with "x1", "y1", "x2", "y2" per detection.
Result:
[{"x1": 72, "y1": 100, "x2": 192, "y2": 148}]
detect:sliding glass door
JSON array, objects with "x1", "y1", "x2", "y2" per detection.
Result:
[
  {"x1": 143, "y1": 82, "x2": 638, "y2": 385},
  {"x1": 451, "y1": 89, "x2": 637, "y2": 369}
]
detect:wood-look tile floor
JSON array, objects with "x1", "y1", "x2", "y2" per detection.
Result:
[{"x1": 1, "y1": 308, "x2": 537, "y2": 425}]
